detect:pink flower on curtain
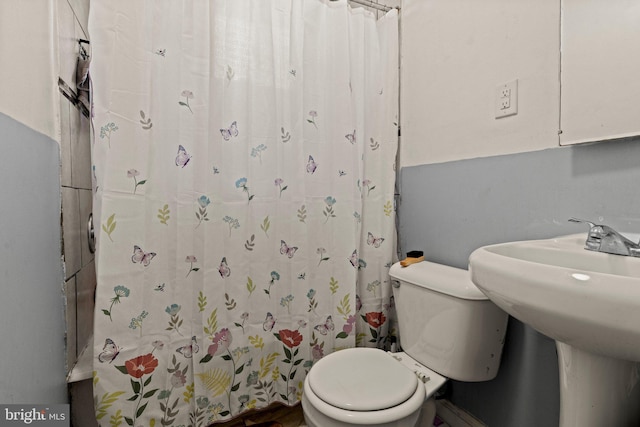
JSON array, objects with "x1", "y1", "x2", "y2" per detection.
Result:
[
  {"x1": 343, "y1": 315, "x2": 357, "y2": 334},
  {"x1": 275, "y1": 178, "x2": 288, "y2": 197},
  {"x1": 170, "y1": 370, "x2": 187, "y2": 388},
  {"x1": 336, "y1": 314, "x2": 357, "y2": 340},
  {"x1": 307, "y1": 110, "x2": 318, "y2": 128},
  {"x1": 185, "y1": 255, "x2": 199, "y2": 277},
  {"x1": 179, "y1": 90, "x2": 194, "y2": 113},
  {"x1": 127, "y1": 169, "x2": 147, "y2": 194},
  {"x1": 208, "y1": 328, "x2": 232, "y2": 356},
  {"x1": 312, "y1": 343, "x2": 324, "y2": 361}
]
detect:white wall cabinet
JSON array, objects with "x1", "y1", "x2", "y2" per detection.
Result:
[{"x1": 560, "y1": 0, "x2": 640, "y2": 145}]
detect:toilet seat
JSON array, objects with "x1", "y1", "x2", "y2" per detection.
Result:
[
  {"x1": 302, "y1": 348, "x2": 427, "y2": 425},
  {"x1": 307, "y1": 347, "x2": 419, "y2": 411}
]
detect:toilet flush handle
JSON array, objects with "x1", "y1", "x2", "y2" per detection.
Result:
[{"x1": 391, "y1": 280, "x2": 400, "y2": 288}]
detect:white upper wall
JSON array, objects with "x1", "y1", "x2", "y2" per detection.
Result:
[
  {"x1": 400, "y1": 0, "x2": 560, "y2": 166},
  {"x1": 0, "y1": 1, "x2": 59, "y2": 141}
]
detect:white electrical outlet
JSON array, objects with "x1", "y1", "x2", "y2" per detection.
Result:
[{"x1": 495, "y1": 79, "x2": 518, "y2": 118}]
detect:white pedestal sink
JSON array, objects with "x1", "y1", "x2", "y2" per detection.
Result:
[{"x1": 469, "y1": 234, "x2": 640, "y2": 427}]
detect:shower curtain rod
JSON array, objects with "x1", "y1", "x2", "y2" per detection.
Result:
[{"x1": 348, "y1": 0, "x2": 397, "y2": 13}]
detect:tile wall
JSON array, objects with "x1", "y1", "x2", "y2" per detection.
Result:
[{"x1": 57, "y1": 0, "x2": 97, "y2": 425}]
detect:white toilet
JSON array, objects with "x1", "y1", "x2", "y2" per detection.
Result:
[{"x1": 302, "y1": 261, "x2": 509, "y2": 427}]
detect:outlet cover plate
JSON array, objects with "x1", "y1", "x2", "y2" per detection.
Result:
[{"x1": 495, "y1": 79, "x2": 518, "y2": 119}]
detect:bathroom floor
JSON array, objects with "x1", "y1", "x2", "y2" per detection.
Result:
[
  {"x1": 213, "y1": 403, "x2": 307, "y2": 427},
  {"x1": 208, "y1": 400, "x2": 461, "y2": 427},
  {"x1": 210, "y1": 403, "x2": 458, "y2": 427}
]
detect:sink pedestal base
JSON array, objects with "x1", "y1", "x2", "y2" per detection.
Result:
[{"x1": 556, "y1": 342, "x2": 640, "y2": 427}]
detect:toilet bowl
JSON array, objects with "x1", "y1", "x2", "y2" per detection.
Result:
[
  {"x1": 302, "y1": 348, "x2": 445, "y2": 427},
  {"x1": 302, "y1": 261, "x2": 509, "y2": 427}
]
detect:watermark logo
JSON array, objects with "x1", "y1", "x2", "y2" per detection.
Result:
[{"x1": 0, "y1": 405, "x2": 69, "y2": 426}]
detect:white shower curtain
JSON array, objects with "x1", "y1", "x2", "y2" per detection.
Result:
[{"x1": 90, "y1": 1, "x2": 398, "y2": 424}]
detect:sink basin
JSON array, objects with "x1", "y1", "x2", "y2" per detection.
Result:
[
  {"x1": 469, "y1": 233, "x2": 640, "y2": 362},
  {"x1": 469, "y1": 233, "x2": 640, "y2": 427}
]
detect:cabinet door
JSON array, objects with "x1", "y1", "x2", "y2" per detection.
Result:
[{"x1": 560, "y1": 0, "x2": 640, "y2": 145}]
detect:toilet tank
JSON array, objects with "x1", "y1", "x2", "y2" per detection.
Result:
[{"x1": 389, "y1": 261, "x2": 508, "y2": 382}]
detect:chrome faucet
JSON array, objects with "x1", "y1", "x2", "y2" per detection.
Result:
[{"x1": 569, "y1": 218, "x2": 640, "y2": 257}]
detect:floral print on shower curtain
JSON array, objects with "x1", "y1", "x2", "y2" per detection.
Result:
[{"x1": 90, "y1": 0, "x2": 398, "y2": 425}]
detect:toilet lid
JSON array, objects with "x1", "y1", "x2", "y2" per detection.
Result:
[{"x1": 307, "y1": 348, "x2": 419, "y2": 411}]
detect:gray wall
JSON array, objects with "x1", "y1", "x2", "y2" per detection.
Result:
[
  {"x1": 0, "y1": 113, "x2": 67, "y2": 403},
  {"x1": 397, "y1": 137, "x2": 640, "y2": 427}
]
